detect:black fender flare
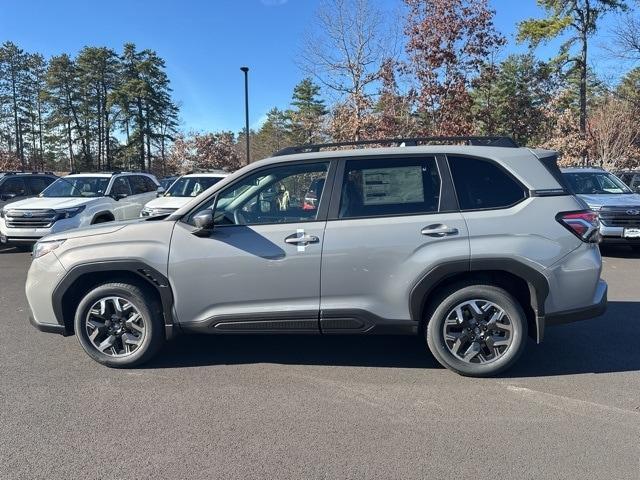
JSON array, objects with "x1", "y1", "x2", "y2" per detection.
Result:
[
  {"x1": 51, "y1": 260, "x2": 175, "y2": 336},
  {"x1": 409, "y1": 258, "x2": 549, "y2": 342}
]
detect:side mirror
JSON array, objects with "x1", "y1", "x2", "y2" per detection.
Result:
[
  {"x1": 192, "y1": 210, "x2": 214, "y2": 237},
  {"x1": 0, "y1": 193, "x2": 17, "y2": 201},
  {"x1": 111, "y1": 193, "x2": 128, "y2": 201},
  {"x1": 156, "y1": 187, "x2": 165, "y2": 197}
]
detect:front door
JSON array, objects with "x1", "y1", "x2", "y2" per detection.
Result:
[
  {"x1": 319, "y1": 155, "x2": 469, "y2": 332},
  {"x1": 169, "y1": 160, "x2": 333, "y2": 332}
]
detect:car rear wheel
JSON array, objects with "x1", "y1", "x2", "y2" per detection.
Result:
[
  {"x1": 425, "y1": 284, "x2": 528, "y2": 377},
  {"x1": 74, "y1": 282, "x2": 164, "y2": 367}
]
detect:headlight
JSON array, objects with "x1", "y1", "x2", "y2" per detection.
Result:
[
  {"x1": 32, "y1": 239, "x2": 65, "y2": 259},
  {"x1": 55, "y1": 205, "x2": 86, "y2": 219},
  {"x1": 141, "y1": 207, "x2": 176, "y2": 217}
]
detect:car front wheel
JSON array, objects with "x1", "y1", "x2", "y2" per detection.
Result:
[
  {"x1": 425, "y1": 284, "x2": 528, "y2": 377},
  {"x1": 74, "y1": 282, "x2": 164, "y2": 367}
]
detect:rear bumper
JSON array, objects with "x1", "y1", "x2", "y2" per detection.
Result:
[{"x1": 545, "y1": 279, "x2": 607, "y2": 326}]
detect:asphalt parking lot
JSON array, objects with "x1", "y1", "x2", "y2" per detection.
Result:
[{"x1": 1, "y1": 246, "x2": 639, "y2": 480}]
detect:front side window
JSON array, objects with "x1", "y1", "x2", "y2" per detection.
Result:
[
  {"x1": 448, "y1": 156, "x2": 526, "y2": 210},
  {"x1": 192, "y1": 162, "x2": 329, "y2": 226},
  {"x1": 166, "y1": 176, "x2": 225, "y2": 197},
  {"x1": 563, "y1": 172, "x2": 632, "y2": 195},
  {"x1": 40, "y1": 177, "x2": 110, "y2": 198},
  {"x1": 338, "y1": 157, "x2": 440, "y2": 219}
]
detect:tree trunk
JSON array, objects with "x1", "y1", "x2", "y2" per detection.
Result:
[
  {"x1": 136, "y1": 98, "x2": 145, "y2": 170},
  {"x1": 67, "y1": 120, "x2": 74, "y2": 172}
]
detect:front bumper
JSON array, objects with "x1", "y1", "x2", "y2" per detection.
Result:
[
  {"x1": 29, "y1": 313, "x2": 70, "y2": 336},
  {"x1": 25, "y1": 252, "x2": 68, "y2": 335},
  {"x1": 598, "y1": 225, "x2": 640, "y2": 244},
  {"x1": 546, "y1": 279, "x2": 608, "y2": 326},
  {"x1": 0, "y1": 216, "x2": 82, "y2": 244}
]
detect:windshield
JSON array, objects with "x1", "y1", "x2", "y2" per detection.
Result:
[
  {"x1": 165, "y1": 176, "x2": 224, "y2": 197},
  {"x1": 563, "y1": 172, "x2": 632, "y2": 195},
  {"x1": 40, "y1": 177, "x2": 110, "y2": 198}
]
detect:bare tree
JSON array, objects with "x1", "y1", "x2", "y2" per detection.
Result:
[
  {"x1": 588, "y1": 95, "x2": 640, "y2": 168},
  {"x1": 300, "y1": 0, "x2": 391, "y2": 140},
  {"x1": 612, "y1": 12, "x2": 640, "y2": 61}
]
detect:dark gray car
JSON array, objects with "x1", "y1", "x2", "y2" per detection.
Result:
[{"x1": 0, "y1": 172, "x2": 56, "y2": 209}]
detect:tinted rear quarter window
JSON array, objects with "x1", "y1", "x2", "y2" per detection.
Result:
[
  {"x1": 338, "y1": 157, "x2": 440, "y2": 218},
  {"x1": 448, "y1": 156, "x2": 526, "y2": 211}
]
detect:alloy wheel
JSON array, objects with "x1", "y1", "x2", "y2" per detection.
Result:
[
  {"x1": 442, "y1": 299, "x2": 513, "y2": 364},
  {"x1": 85, "y1": 296, "x2": 146, "y2": 357}
]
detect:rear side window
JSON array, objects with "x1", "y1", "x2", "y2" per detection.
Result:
[
  {"x1": 448, "y1": 156, "x2": 526, "y2": 211},
  {"x1": 27, "y1": 176, "x2": 54, "y2": 194},
  {"x1": 0, "y1": 177, "x2": 27, "y2": 196},
  {"x1": 142, "y1": 176, "x2": 158, "y2": 192},
  {"x1": 129, "y1": 175, "x2": 151, "y2": 194},
  {"x1": 338, "y1": 157, "x2": 440, "y2": 219}
]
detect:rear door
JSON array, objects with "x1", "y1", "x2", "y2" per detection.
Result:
[{"x1": 319, "y1": 155, "x2": 469, "y2": 332}]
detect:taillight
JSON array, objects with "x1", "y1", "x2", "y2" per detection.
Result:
[{"x1": 556, "y1": 210, "x2": 600, "y2": 242}]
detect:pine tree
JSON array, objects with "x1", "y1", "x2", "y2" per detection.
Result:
[{"x1": 287, "y1": 78, "x2": 326, "y2": 145}]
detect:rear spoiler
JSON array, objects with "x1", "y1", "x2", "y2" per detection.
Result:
[{"x1": 528, "y1": 149, "x2": 571, "y2": 196}]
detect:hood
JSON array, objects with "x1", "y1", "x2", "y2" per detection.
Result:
[
  {"x1": 3, "y1": 196, "x2": 97, "y2": 211},
  {"x1": 43, "y1": 217, "x2": 152, "y2": 242},
  {"x1": 578, "y1": 193, "x2": 640, "y2": 209},
  {"x1": 144, "y1": 196, "x2": 190, "y2": 210}
]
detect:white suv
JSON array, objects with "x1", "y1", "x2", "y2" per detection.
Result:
[
  {"x1": 0, "y1": 172, "x2": 160, "y2": 246},
  {"x1": 140, "y1": 172, "x2": 228, "y2": 217}
]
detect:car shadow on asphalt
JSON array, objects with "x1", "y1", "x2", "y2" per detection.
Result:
[
  {"x1": 146, "y1": 301, "x2": 640, "y2": 377},
  {"x1": 600, "y1": 245, "x2": 640, "y2": 259}
]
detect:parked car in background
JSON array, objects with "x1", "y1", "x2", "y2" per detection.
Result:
[
  {"x1": 0, "y1": 172, "x2": 160, "y2": 246},
  {"x1": 141, "y1": 171, "x2": 229, "y2": 217},
  {"x1": 562, "y1": 167, "x2": 640, "y2": 252},
  {"x1": 615, "y1": 170, "x2": 640, "y2": 193},
  {"x1": 26, "y1": 137, "x2": 606, "y2": 377},
  {"x1": 0, "y1": 172, "x2": 57, "y2": 209}
]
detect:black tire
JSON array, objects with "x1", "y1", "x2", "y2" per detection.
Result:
[
  {"x1": 15, "y1": 244, "x2": 33, "y2": 252},
  {"x1": 74, "y1": 282, "x2": 164, "y2": 368},
  {"x1": 425, "y1": 283, "x2": 528, "y2": 377}
]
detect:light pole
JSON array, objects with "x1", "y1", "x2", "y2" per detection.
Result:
[{"x1": 240, "y1": 66, "x2": 250, "y2": 163}]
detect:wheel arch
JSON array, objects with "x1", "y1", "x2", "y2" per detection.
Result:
[
  {"x1": 410, "y1": 259, "x2": 549, "y2": 343},
  {"x1": 52, "y1": 261, "x2": 175, "y2": 337},
  {"x1": 91, "y1": 210, "x2": 115, "y2": 224}
]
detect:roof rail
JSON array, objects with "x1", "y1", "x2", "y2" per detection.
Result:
[
  {"x1": 1, "y1": 170, "x2": 56, "y2": 175},
  {"x1": 184, "y1": 169, "x2": 229, "y2": 174},
  {"x1": 563, "y1": 165, "x2": 605, "y2": 170},
  {"x1": 273, "y1": 136, "x2": 519, "y2": 156}
]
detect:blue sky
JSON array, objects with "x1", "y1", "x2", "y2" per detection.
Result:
[{"x1": 1, "y1": 0, "x2": 629, "y2": 133}]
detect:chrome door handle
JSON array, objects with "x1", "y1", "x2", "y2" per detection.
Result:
[
  {"x1": 285, "y1": 234, "x2": 319, "y2": 245},
  {"x1": 421, "y1": 225, "x2": 459, "y2": 237}
]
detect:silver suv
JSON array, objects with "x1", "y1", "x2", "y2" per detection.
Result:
[
  {"x1": 562, "y1": 167, "x2": 640, "y2": 252},
  {"x1": 25, "y1": 138, "x2": 607, "y2": 376}
]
